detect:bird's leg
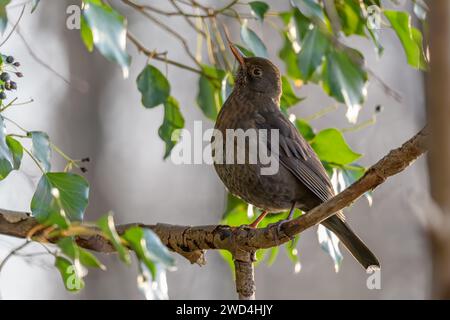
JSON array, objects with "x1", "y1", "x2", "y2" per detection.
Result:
[
  {"x1": 276, "y1": 201, "x2": 297, "y2": 236},
  {"x1": 286, "y1": 201, "x2": 296, "y2": 220},
  {"x1": 248, "y1": 210, "x2": 268, "y2": 228}
]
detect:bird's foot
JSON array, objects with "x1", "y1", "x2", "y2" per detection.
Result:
[{"x1": 276, "y1": 202, "x2": 296, "y2": 237}]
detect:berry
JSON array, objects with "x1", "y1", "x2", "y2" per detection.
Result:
[
  {"x1": 81, "y1": 157, "x2": 90, "y2": 162},
  {"x1": 0, "y1": 92, "x2": 6, "y2": 100},
  {"x1": 0, "y1": 72, "x2": 9, "y2": 81},
  {"x1": 13, "y1": 62, "x2": 20, "y2": 67},
  {"x1": 4, "y1": 82, "x2": 10, "y2": 90},
  {"x1": 375, "y1": 105, "x2": 383, "y2": 113},
  {"x1": 6, "y1": 56, "x2": 14, "y2": 64},
  {"x1": 80, "y1": 167, "x2": 88, "y2": 173},
  {"x1": 15, "y1": 72, "x2": 23, "y2": 78},
  {"x1": 10, "y1": 81, "x2": 17, "y2": 90}
]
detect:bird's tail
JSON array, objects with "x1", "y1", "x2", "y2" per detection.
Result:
[{"x1": 321, "y1": 215, "x2": 380, "y2": 270}]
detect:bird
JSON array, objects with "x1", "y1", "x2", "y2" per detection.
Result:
[{"x1": 212, "y1": 40, "x2": 380, "y2": 270}]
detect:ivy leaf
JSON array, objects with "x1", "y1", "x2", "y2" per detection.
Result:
[
  {"x1": 55, "y1": 256, "x2": 85, "y2": 292},
  {"x1": 137, "y1": 65, "x2": 170, "y2": 109},
  {"x1": 30, "y1": 131, "x2": 51, "y2": 172},
  {"x1": 240, "y1": 22, "x2": 268, "y2": 58},
  {"x1": 293, "y1": 8, "x2": 311, "y2": 42},
  {"x1": 318, "y1": 224, "x2": 343, "y2": 272},
  {"x1": 311, "y1": 128, "x2": 361, "y2": 165},
  {"x1": 249, "y1": 1, "x2": 269, "y2": 21},
  {"x1": 322, "y1": 48, "x2": 368, "y2": 123},
  {"x1": 0, "y1": 0, "x2": 10, "y2": 35},
  {"x1": 384, "y1": 10, "x2": 427, "y2": 70},
  {"x1": 137, "y1": 262, "x2": 169, "y2": 300},
  {"x1": 97, "y1": 213, "x2": 131, "y2": 264},
  {"x1": 196, "y1": 65, "x2": 225, "y2": 120},
  {"x1": 158, "y1": 96, "x2": 184, "y2": 159},
  {"x1": 280, "y1": 76, "x2": 303, "y2": 111},
  {"x1": 295, "y1": 119, "x2": 315, "y2": 141},
  {"x1": 6, "y1": 136, "x2": 23, "y2": 170},
  {"x1": 122, "y1": 227, "x2": 175, "y2": 279},
  {"x1": 0, "y1": 116, "x2": 13, "y2": 180},
  {"x1": 291, "y1": 0, "x2": 325, "y2": 23},
  {"x1": 297, "y1": 27, "x2": 329, "y2": 81},
  {"x1": 266, "y1": 246, "x2": 279, "y2": 266},
  {"x1": 278, "y1": 33, "x2": 301, "y2": 80},
  {"x1": 80, "y1": 16, "x2": 94, "y2": 52},
  {"x1": 336, "y1": 0, "x2": 365, "y2": 36},
  {"x1": 82, "y1": 0, "x2": 131, "y2": 76},
  {"x1": 58, "y1": 237, "x2": 106, "y2": 270},
  {"x1": 31, "y1": 0, "x2": 40, "y2": 13},
  {"x1": 31, "y1": 173, "x2": 89, "y2": 222}
]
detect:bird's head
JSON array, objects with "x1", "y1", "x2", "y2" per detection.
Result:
[{"x1": 229, "y1": 42, "x2": 281, "y2": 100}]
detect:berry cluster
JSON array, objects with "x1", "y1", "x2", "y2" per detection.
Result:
[{"x1": 0, "y1": 55, "x2": 23, "y2": 101}]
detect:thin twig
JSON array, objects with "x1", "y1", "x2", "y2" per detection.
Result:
[{"x1": 0, "y1": 5, "x2": 26, "y2": 48}]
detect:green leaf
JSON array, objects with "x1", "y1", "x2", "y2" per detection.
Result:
[
  {"x1": 30, "y1": 131, "x2": 51, "y2": 172},
  {"x1": 336, "y1": 0, "x2": 365, "y2": 36},
  {"x1": 266, "y1": 246, "x2": 279, "y2": 266},
  {"x1": 311, "y1": 128, "x2": 361, "y2": 165},
  {"x1": 58, "y1": 237, "x2": 106, "y2": 270},
  {"x1": 322, "y1": 48, "x2": 367, "y2": 123},
  {"x1": 122, "y1": 227, "x2": 157, "y2": 278},
  {"x1": 82, "y1": 0, "x2": 131, "y2": 75},
  {"x1": 97, "y1": 213, "x2": 130, "y2": 264},
  {"x1": 31, "y1": 173, "x2": 89, "y2": 222},
  {"x1": 0, "y1": 0, "x2": 10, "y2": 35},
  {"x1": 278, "y1": 11, "x2": 293, "y2": 26},
  {"x1": 5, "y1": 136, "x2": 23, "y2": 170},
  {"x1": 384, "y1": 10, "x2": 427, "y2": 70},
  {"x1": 295, "y1": 119, "x2": 315, "y2": 141},
  {"x1": 240, "y1": 22, "x2": 268, "y2": 58},
  {"x1": 137, "y1": 65, "x2": 170, "y2": 109},
  {"x1": 55, "y1": 256, "x2": 85, "y2": 292},
  {"x1": 280, "y1": 76, "x2": 302, "y2": 110},
  {"x1": 318, "y1": 224, "x2": 342, "y2": 272},
  {"x1": 219, "y1": 250, "x2": 235, "y2": 278},
  {"x1": 80, "y1": 16, "x2": 94, "y2": 52},
  {"x1": 31, "y1": 0, "x2": 40, "y2": 13},
  {"x1": 293, "y1": 8, "x2": 311, "y2": 42},
  {"x1": 0, "y1": 116, "x2": 13, "y2": 180},
  {"x1": 142, "y1": 228, "x2": 175, "y2": 268},
  {"x1": 158, "y1": 96, "x2": 185, "y2": 159},
  {"x1": 297, "y1": 27, "x2": 330, "y2": 81},
  {"x1": 291, "y1": 0, "x2": 325, "y2": 23},
  {"x1": 278, "y1": 33, "x2": 301, "y2": 80},
  {"x1": 249, "y1": 1, "x2": 269, "y2": 21},
  {"x1": 196, "y1": 65, "x2": 225, "y2": 120},
  {"x1": 235, "y1": 44, "x2": 254, "y2": 57}
]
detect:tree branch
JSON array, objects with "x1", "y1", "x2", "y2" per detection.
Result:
[{"x1": 0, "y1": 127, "x2": 428, "y2": 298}]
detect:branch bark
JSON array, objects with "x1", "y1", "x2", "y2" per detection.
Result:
[{"x1": 0, "y1": 127, "x2": 428, "y2": 299}]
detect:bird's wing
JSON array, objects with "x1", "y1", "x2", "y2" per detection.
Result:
[{"x1": 253, "y1": 108, "x2": 335, "y2": 203}]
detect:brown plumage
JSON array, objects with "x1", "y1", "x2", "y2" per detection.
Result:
[{"x1": 212, "y1": 45, "x2": 379, "y2": 270}]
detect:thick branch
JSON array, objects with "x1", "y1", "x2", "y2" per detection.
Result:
[{"x1": 0, "y1": 127, "x2": 428, "y2": 263}]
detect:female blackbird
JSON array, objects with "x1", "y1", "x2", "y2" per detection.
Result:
[{"x1": 212, "y1": 42, "x2": 379, "y2": 270}]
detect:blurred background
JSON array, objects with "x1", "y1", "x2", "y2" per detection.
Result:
[{"x1": 0, "y1": 0, "x2": 430, "y2": 299}]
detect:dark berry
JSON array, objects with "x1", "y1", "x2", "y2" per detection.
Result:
[
  {"x1": 81, "y1": 157, "x2": 90, "y2": 162},
  {"x1": 10, "y1": 81, "x2": 17, "y2": 90},
  {"x1": 375, "y1": 105, "x2": 383, "y2": 113},
  {"x1": 15, "y1": 72, "x2": 23, "y2": 78},
  {"x1": 0, "y1": 72, "x2": 10, "y2": 81},
  {"x1": 0, "y1": 92, "x2": 6, "y2": 100},
  {"x1": 4, "y1": 82, "x2": 11, "y2": 90},
  {"x1": 13, "y1": 62, "x2": 20, "y2": 67},
  {"x1": 6, "y1": 56, "x2": 14, "y2": 64},
  {"x1": 80, "y1": 167, "x2": 88, "y2": 173}
]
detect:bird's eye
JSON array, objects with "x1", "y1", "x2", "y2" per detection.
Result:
[{"x1": 251, "y1": 67, "x2": 262, "y2": 77}]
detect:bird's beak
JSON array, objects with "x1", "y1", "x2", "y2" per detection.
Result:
[
  {"x1": 229, "y1": 43, "x2": 245, "y2": 67},
  {"x1": 224, "y1": 28, "x2": 245, "y2": 67}
]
